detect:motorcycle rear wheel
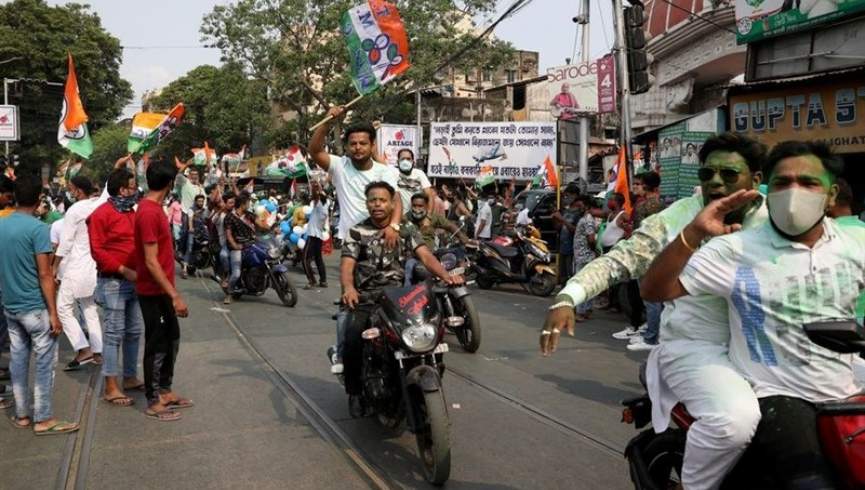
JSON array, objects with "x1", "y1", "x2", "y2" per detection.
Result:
[
  {"x1": 643, "y1": 430, "x2": 685, "y2": 489},
  {"x1": 475, "y1": 275, "x2": 495, "y2": 290},
  {"x1": 527, "y1": 272, "x2": 557, "y2": 297},
  {"x1": 415, "y1": 389, "x2": 451, "y2": 486},
  {"x1": 274, "y1": 271, "x2": 298, "y2": 307},
  {"x1": 454, "y1": 297, "x2": 482, "y2": 353}
]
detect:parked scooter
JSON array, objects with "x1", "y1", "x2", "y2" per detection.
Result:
[
  {"x1": 329, "y1": 283, "x2": 452, "y2": 485},
  {"x1": 621, "y1": 320, "x2": 865, "y2": 489},
  {"x1": 230, "y1": 235, "x2": 298, "y2": 307},
  {"x1": 470, "y1": 225, "x2": 557, "y2": 296}
]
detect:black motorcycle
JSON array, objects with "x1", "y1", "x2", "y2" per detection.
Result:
[
  {"x1": 333, "y1": 283, "x2": 452, "y2": 485},
  {"x1": 231, "y1": 236, "x2": 298, "y2": 307},
  {"x1": 176, "y1": 231, "x2": 213, "y2": 276},
  {"x1": 470, "y1": 225, "x2": 558, "y2": 297}
]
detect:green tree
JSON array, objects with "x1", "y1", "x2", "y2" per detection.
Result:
[
  {"x1": 146, "y1": 64, "x2": 269, "y2": 159},
  {"x1": 200, "y1": 0, "x2": 512, "y2": 138},
  {"x1": 81, "y1": 123, "x2": 130, "y2": 184},
  {"x1": 0, "y1": 0, "x2": 133, "y2": 174}
]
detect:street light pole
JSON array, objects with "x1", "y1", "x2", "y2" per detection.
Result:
[
  {"x1": 3, "y1": 78, "x2": 9, "y2": 158},
  {"x1": 612, "y1": 0, "x2": 634, "y2": 181},
  {"x1": 577, "y1": 0, "x2": 590, "y2": 186}
]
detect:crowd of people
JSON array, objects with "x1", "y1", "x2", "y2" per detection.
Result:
[{"x1": 2, "y1": 106, "x2": 865, "y2": 488}]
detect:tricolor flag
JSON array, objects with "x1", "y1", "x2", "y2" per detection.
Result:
[
  {"x1": 613, "y1": 147, "x2": 633, "y2": 216},
  {"x1": 57, "y1": 53, "x2": 93, "y2": 159},
  {"x1": 341, "y1": 0, "x2": 411, "y2": 96},
  {"x1": 192, "y1": 141, "x2": 218, "y2": 166},
  {"x1": 222, "y1": 145, "x2": 246, "y2": 167},
  {"x1": 532, "y1": 155, "x2": 559, "y2": 189},
  {"x1": 475, "y1": 165, "x2": 495, "y2": 189},
  {"x1": 264, "y1": 145, "x2": 308, "y2": 178},
  {"x1": 127, "y1": 103, "x2": 185, "y2": 154}
]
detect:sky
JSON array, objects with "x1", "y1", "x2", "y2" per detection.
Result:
[{"x1": 26, "y1": 0, "x2": 616, "y2": 119}]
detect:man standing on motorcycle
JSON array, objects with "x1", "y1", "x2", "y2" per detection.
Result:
[
  {"x1": 540, "y1": 133, "x2": 770, "y2": 490},
  {"x1": 642, "y1": 141, "x2": 863, "y2": 488},
  {"x1": 340, "y1": 182, "x2": 462, "y2": 415}
]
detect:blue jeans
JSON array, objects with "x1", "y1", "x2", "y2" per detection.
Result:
[
  {"x1": 218, "y1": 244, "x2": 230, "y2": 279},
  {"x1": 6, "y1": 309, "x2": 58, "y2": 421},
  {"x1": 403, "y1": 258, "x2": 419, "y2": 287},
  {"x1": 183, "y1": 231, "x2": 194, "y2": 265},
  {"x1": 95, "y1": 278, "x2": 143, "y2": 378},
  {"x1": 644, "y1": 301, "x2": 663, "y2": 345},
  {"x1": 229, "y1": 249, "x2": 243, "y2": 290},
  {"x1": 0, "y1": 292, "x2": 9, "y2": 357},
  {"x1": 335, "y1": 309, "x2": 348, "y2": 359}
]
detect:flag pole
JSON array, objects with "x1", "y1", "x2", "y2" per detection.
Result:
[{"x1": 309, "y1": 94, "x2": 365, "y2": 131}]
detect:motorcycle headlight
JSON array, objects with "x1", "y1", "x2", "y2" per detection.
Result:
[{"x1": 401, "y1": 322, "x2": 438, "y2": 353}]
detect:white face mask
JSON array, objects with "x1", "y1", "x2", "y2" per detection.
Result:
[
  {"x1": 767, "y1": 187, "x2": 828, "y2": 236},
  {"x1": 398, "y1": 159, "x2": 413, "y2": 173}
]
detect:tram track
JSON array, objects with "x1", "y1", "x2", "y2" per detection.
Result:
[
  {"x1": 55, "y1": 365, "x2": 102, "y2": 490},
  {"x1": 199, "y1": 278, "x2": 396, "y2": 490}
]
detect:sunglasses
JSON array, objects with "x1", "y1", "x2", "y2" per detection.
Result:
[{"x1": 697, "y1": 167, "x2": 743, "y2": 184}]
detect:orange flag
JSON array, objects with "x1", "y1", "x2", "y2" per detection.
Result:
[
  {"x1": 543, "y1": 155, "x2": 559, "y2": 188},
  {"x1": 613, "y1": 147, "x2": 633, "y2": 217},
  {"x1": 61, "y1": 52, "x2": 88, "y2": 131}
]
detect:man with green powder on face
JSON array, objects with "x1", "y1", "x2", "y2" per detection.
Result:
[{"x1": 642, "y1": 140, "x2": 865, "y2": 488}]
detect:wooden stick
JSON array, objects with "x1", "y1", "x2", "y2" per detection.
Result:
[{"x1": 309, "y1": 94, "x2": 365, "y2": 131}]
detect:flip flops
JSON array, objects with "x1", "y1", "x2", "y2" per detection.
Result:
[
  {"x1": 103, "y1": 395, "x2": 134, "y2": 407},
  {"x1": 145, "y1": 408, "x2": 182, "y2": 422},
  {"x1": 166, "y1": 398, "x2": 194, "y2": 410},
  {"x1": 0, "y1": 398, "x2": 13, "y2": 410},
  {"x1": 8, "y1": 416, "x2": 30, "y2": 429},
  {"x1": 34, "y1": 420, "x2": 79, "y2": 436}
]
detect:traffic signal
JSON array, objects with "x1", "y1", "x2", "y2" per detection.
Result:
[
  {"x1": 11, "y1": 154, "x2": 19, "y2": 167},
  {"x1": 625, "y1": 5, "x2": 654, "y2": 95}
]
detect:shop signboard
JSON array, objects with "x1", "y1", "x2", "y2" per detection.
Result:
[
  {"x1": 376, "y1": 124, "x2": 419, "y2": 166},
  {"x1": 735, "y1": 0, "x2": 865, "y2": 44},
  {"x1": 729, "y1": 75, "x2": 865, "y2": 153},
  {"x1": 427, "y1": 122, "x2": 557, "y2": 181},
  {"x1": 0, "y1": 105, "x2": 19, "y2": 141}
]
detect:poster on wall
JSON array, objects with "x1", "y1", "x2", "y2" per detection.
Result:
[
  {"x1": 657, "y1": 108, "x2": 723, "y2": 200},
  {"x1": 678, "y1": 133, "x2": 712, "y2": 198},
  {"x1": 735, "y1": 0, "x2": 865, "y2": 43},
  {"x1": 658, "y1": 123, "x2": 684, "y2": 199},
  {"x1": 376, "y1": 124, "x2": 419, "y2": 166},
  {"x1": 427, "y1": 122, "x2": 557, "y2": 181}
]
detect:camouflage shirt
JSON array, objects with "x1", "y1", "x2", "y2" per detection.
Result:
[{"x1": 342, "y1": 218, "x2": 425, "y2": 296}]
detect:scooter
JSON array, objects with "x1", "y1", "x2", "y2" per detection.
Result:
[
  {"x1": 470, "y1": 225, "x2": 557, "y2": 297},
  {"x1": 621, "y1": 320, "x2": 865, "y2": 489},
  {"x1": 230, "y1": 235, "x2": 298, "y2": 307}
]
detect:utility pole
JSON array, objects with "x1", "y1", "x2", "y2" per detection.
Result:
[
  {"x1": 416, "y1": 89, "x2": 423, "y2": 167},
  {"x1": 3, "y1": 78, "x2": 9, "y2": 158},
  {"x1": 612, "y1": 0, "x2": 634, "y2": 181},
  {"x1": 577, "y1": 0, "x2": 590, "y2": 186}
]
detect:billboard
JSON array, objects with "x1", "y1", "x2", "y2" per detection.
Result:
[
  {"x1": 427, "y1": 122, "x2": 557, "y2": 181},
  {"x1": 735, "y1": 0, "x2": 865, "y2": 44},
  {"x1": 546, "y1": 62, "x2": 599, "y2": 119},
  {"x1": 376, "y1": 124, "x2": 419, "y2": 166},
  {"x1": 729, "y1": 74, "x2": 865, "y2": 153},
  {"x1": 0, "y1": 105, "x2": 19, "y2": 141}
]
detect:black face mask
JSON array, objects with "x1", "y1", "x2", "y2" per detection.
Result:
[{"x1": 410, "y1": 210, "x2": 427, "y2": 222}]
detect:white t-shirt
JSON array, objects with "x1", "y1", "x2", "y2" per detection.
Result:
[
  {"x1": 516, "y1": 208, "x2": 532, "y2": 226},
  {"x1": 395, "y1": 168, "x2": 431, "y2": 212},
  {"x1": 601, "y1": 211, "x2": 626, "y2": 247},
  {"x1": 475, "y1": 201, "x2": 493, "y2": 239},
  {"x1": 328, "y1": 155, "x2": 400, "y2": 240},
  {"x1": 307, "y1": 198, "x2": 330, "y2": 239},
  {"x1": 680, "y1": 218, "x2": 865, "y2": 402}
]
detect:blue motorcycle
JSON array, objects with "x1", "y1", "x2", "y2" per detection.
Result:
[{"x1": 233, "y1": 236, "x2": 298, "y2": 307}]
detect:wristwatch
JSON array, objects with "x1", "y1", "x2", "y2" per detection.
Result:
[{"x1": 390, "y1": 223, "x2": 401, "y2": 232}]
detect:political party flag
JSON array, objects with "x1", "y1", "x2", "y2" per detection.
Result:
[
  {"x1": 532, "y1": 155, "x2": 558, "y2": 189},
  {"x1": 222, "y1": 145, "x2": 246, "y2": 168},
  {"x1": 613, "y1": 147, "x2": 633, "y2": 216},
  {"x1": 127, "y1": 103, "x2": 185, "y2": 154},
  {"x1": 341, "y1": 0, "x2": 411, "y2": 96},
  {"x1": 192, "y1": 141, "x2": 218, "y2": 166},
  {"x1": 57, "y1": 53, "x2": 93, "y2": 159},
  {"x1": 475, "y1": 165, "x2": 495, "y2": 189},
  {"x1": 264, "y1": 145, "x2": 308, "y2": 178}
]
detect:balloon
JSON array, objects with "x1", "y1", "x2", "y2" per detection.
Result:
[
  {"x1": 302, "y1": 205, "x2": 312, "y2": 215},
  {"x1": 293, "y1": 225, "x2": 303, "y2": 235},
  {"x1": 297, "y1": 238, "x2": 306, "y2": 249},
  {"x1": 289, "y1": 233, "x2": 299, "y2": 243},
  {"x1": 301, "y1": 223, "x2": 309, "y2": 232},
  {"x1": 254, "y1": 205, "x2": 266, "y2": 216},
  {"x1": 265, "y1": 201, "x2": 277, "y2": 213},
  {"x1": 280, "y1": 222, "x2": 290, "y2": 235}
]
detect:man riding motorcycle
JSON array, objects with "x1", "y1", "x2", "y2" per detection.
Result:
[
  {"x1": 402, "y1": 192, "x2": 474, "y2": 286},
  {"x1": 340, "y1": 182, "x2": 462, "y2": 414},
  {"x1": 642, "y1": 141, "x2": 865, "y2": 489},
  {"x1": 540, "y1": 133, "x2": 771, "y2": 489}
]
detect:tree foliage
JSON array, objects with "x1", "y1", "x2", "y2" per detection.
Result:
[
  {"x1": 81, "y1": 123, "x2": 130, "y2": 184},
  {"x1": 0, "y1": 0, "x2": 133, "y2": 172},
  {"x1": 146, "y1": 64, "x2": 270, "y2": 159},
  {"x1": 201, "y1": 0, "x2": 513, "y2": 138}
]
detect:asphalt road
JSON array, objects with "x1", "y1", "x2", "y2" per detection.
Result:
[{"x1": 0, "y1": 257, "x2": 647, "y2": 489}]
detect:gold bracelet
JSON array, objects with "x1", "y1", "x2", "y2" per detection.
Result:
[{"x1": 679, "y1": 230, "x2": 698, "y2": 253}]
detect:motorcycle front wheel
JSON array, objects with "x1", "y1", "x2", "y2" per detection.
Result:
[
  {"x1": 414, "y1": 389, "x2": 451, "y2": 486},
  {"x1": 273, "y1": 271, "x2": 298, "y2": 307},
  {"x1": 527, "y1": 271, "x2": 557, "y2": 297},
  {"x1": 453, "y1": 296, "x2": 481, "y2": 353},
  {"x1": 475, "y1": 275, "x2": 495, "y2": 290}
]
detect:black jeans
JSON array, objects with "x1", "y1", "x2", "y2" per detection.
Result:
[
  {"x1": 558, "y1": 253, "x2": 573, "y2": 285},
  {"x1": 342, "y1": 305, "x2": 375, "y2": 396},
  {"x1": 302, "y1": 236, "x2": 326, "y2": 285},
  {"x1": 725, "y1": 396, "x2": 837, "y2": 490},
  {"x1": 138, "y1": 295, "x2": 180, "y2": 405}
]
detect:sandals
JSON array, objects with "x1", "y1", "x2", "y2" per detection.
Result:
[
  {"x1": 103, "y1": 395, "x2": 134, "y2": 407},
  {"x1": 165, "y1": 397, "x2": 194, "y2": 410},
  {"x1": 64, "y1": 356, "x2": 94, "y2": 371},
  {"x1": 34, "y1": 420, "x2": 79, "y2": 436},
  {"x1": 145, "y1": 408, "x2": 182, "y2": 422},
  {"x1": 0, "y1": 398, "x2": 14, "y2": 410},
  {"x1": 8, "y1": 415, "x2": 30, "y2": 429}
]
